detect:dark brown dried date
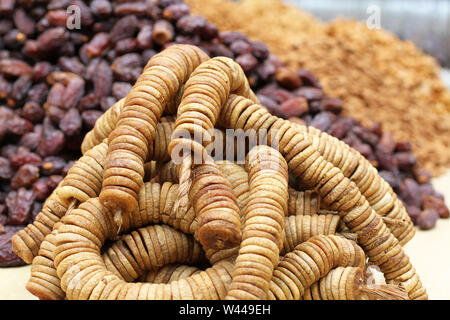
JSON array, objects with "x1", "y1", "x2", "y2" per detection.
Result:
[
  {"x1": 5, "y1": 188, "x2": 34, "y2": 225},
  {"x1": 0, "y1": 58, "x2": 32, "y2": 77},
  {"x1": 41, "y1": 156, "x2": 66, "y2": 176},
  {"x1": 163, "y1": 3, "x2": 190, "y2": 21},
  {"x1": 62, "y1": 77, "x2": 85, "y2": 110},
  {"x1": 414, "y1": 167, "x2": 432, "y2": 185},
  {"x1": 58, "y1": 56, "x2": 86, "y2": 76},
  {"x1": 32, "y1": 61, "x2": 53, "y2": 82},
  {"x1": 93, "y1": 59, "x2": 112, "y2": 98},
  {"x1": 71, "y1": 0, "x2": 94, "y2": 27},
  {"x1": 275, "y1": 67, "x2": 302, "y2": 89},
  {"x1": 11, "y1": 164, "x2": 39, "y2": 189},
  {"x1": 235, "y1": 53, "x2": 258, "y2": 73},
  {"x1": 310, "y1": 112, "x2": 335, "y2": 132},
  {"x1": 321, "y1": 97, "x2": 343, "y2": 113},
  {"x1": 422, "y1": 195, "x2": 450, "y2": 219},
  {"x1": 378, "y1": 132, "x2": 397, "y2": 154},
  {"x1": 47, "y1": 175, "x2": 63, "y2": 190},
  {"x1": 13, "y1": 8, "x2": 35, "y2": 36},
  {"x1": 279, "y1": 97, "x2": 308, "y2": 118},
  {"x1": 81, "y1": 110, "x2": 102, "y2": 129},
  {"x1": 44, "y1": 9, "x2": 69, "y2": 28},
  {"x1": 22, "y1": 101, "x2": 45, "y2": 123},
  {"x1": 417, "y1": 209, "x2": 440, "y2": 230},
  {"x1": 7, "y1": 116, "x2": 33, "y2": 136},
  {"x1": 114, "y1": 2, "x2": 151, "y2": 17},
  {"x1": 86, "y1": 32, "x2": 110, "y2": 58},
  {"x1": 396, "y1": 152, "x2": 417, "y2": 171},
  {"x1": 0, "y1": 75, "x2": 12, "y2": 99},
  {"x1": 27, "y1": 83, "x2": 49, "y2": 105},
  {"x1": 8, "y1": 147, "x2": 42, "y2": 169},
  {"x1": 0, "y1": 225, "x2": 25, "y2": 267},
  {"x1": 110, "y1": 15, "x2": 139, "y2": 43},
  {"x1": 59, "y1": 108, "x2": 82, "y2": 136},
  {"x1": 0, "y1": 157, "x2": 13, "y2": 180},
  {"x1": 9, "y1": 74, "x2": 33, "y2": 105},
  {"x1": 296, "y1": 69, "x2": 321, "y2": 88},
  {"x1": 294, "y1": 86, "x2": 324, "y2": 100},
  {"x1": 405, "y1": 205, "x2": 421, "y2": 224},
  {"x1": 137, "y1": 25, "x2": 154, "y2": 50},
  {"x1": 37, "y1": 118, "x2": 65, "y2": 157},
  {"x1": 114, "y1": 38, "x2": 139, "y2": 55},
  {"x1": 33, "y1": 177, "x2": 51, "y2": 201},
  {"x1": 3, "y1": 29, "x2": 26, "y2": 50},
  {"x1": 36, "y1": 27, "x2": 68, "y2": 54},
  {"x1": 0, "y1": 0, "x2": 15, "y2": 16},
  {"x1": 90, "y1": 0, "x2": 112, "y2": 18},
  {"x1": 19, "y1": 127, "x2": 42, "y2": 151},
  {"x1": 112, "y1": 82, "x2": 132, "y2": 100},
  {"x1": 328, "y1": 117, "x2": 353, "y2": 140},
  {"x1": 77, "y1": 93, "x2": 98, "y2": 111}
]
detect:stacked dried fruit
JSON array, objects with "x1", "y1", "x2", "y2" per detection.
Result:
[
  {"x1": 0, "y1": 0, "x2": 272, "y2": 267},
  {"x1": 0, "y1": 0, "x2": 447, "y2": 269},
  {"x1": 186, "y1": 0, "x2": 450, "y2": 176},
  {"x1": 186, "y1": 0, "x2": 450, "y2": 226},
  {"x1": 12, "y1": 44, "x2": 426, "y2": 300},
  {"x1": 256, "y1": 68, "x2": 449, "y2": 230}
]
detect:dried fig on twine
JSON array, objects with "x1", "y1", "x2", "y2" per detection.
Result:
[{"x1": 12, "y1": 44, "x2": 426, "y2": 300}]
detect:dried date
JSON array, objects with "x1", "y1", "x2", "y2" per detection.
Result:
[
  {"x1": 422, "y1": 195, "x2": 449, "y2": 219},
  {"x1": 13, "y1": 8, "x2": 35, "y2": 36},
  {"x1": 11, "y1": 164, "x2": 39, "y2": 189},
  {"x1": 0, "y1": 58, "x2": 32, "y2": 77},
  {"x1": 0, "y1": 157, "x2": 13, "y2": 180},
  {"x1": 37, "y1": 118, "x2": 65, "y2": 157},
  {"x1": 81, "y1": 110, "x2": 102, "y2": 129},
  {"x1": 9, "y1": 146, "x2": 42, "y2": 169},
  {"x1": 279, "y1": 97, "x2": 308, "y2": 118},
  {"x1": 93, "y1": 60, "x2": 112, "y2": 97},
  {"x1": 275, "y1": 67, "x2": 302, "y2": 89},
  {"x1": 59, "y1": 108, "x2": 82, "y2": 136},
  {"x1": 5, "y1": 188, "x2": 35, "y2": 225},
  {"x1": 22, "y1": 101, "x2": 45, "y2": 123},
  {"x1": 110, "y1": 15, "x2": 139, "y2": 43},
  {"x1": 417, "y1": 209, "x2": 440, "y2": 230},
  {"x1": 0, "y1": 225, "x2": 25, "y2": 267}
]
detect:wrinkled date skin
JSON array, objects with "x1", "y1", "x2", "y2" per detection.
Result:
[{"x1": 0, "y1": 226, "x2": 25, "y2": 267}]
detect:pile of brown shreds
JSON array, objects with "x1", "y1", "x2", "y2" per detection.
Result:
[{"x1": 186, "y1": 0, "x2": 450, "y2": 176}]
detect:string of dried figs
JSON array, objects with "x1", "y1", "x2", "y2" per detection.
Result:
[
  {"x1": 30, "y1": 201, "x2": 397, "y2": 301},
  {"x1": 16, "y1": 125, "x2": 420, "y2": 295},
  {"x1": 16, "y1": 44, "x2": 427, "y2": 300},
  {"x1": 166, "y1": 54, "x2": 424, "y2": 298},
  {"x1": 20, "y1": 148, "x2": 392, "y2": 300},
  {"x1": 220, "y1": 94, "x2": 426, "y2": 299},
  {"x1": 100, "y1": 44, "x2": 209, "y2": 217},
  {"x1": 302, "y1": 267, "x2": 409, "y2": 300},
  {"x1": 25, "y1": 186, "x2": 370, "y2": 300},
  {"x1": 84, "y1": 113, "x2": 409, "y2": 242},
  {"x1": 15, "y1": 154, "x2": 325, "y2": 269}
]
